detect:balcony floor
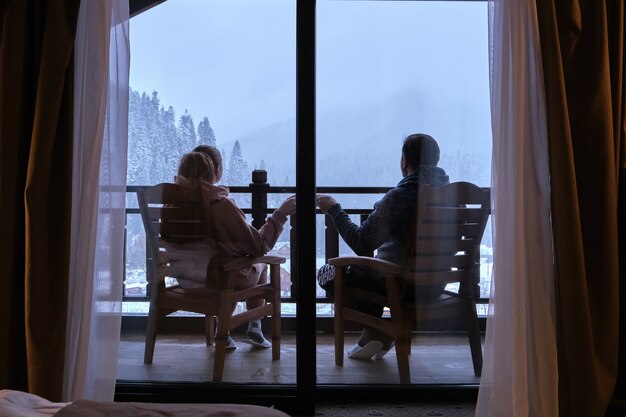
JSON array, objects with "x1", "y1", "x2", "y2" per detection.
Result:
[{"x1": 117, "y1": 332, "x2": 482, "y2": 385}]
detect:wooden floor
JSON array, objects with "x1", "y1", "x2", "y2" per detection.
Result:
[{"x1": 117, "y1": 332, "x2": 482, "y2": 385}]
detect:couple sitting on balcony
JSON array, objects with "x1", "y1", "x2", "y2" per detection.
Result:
[{"x1": 175, "y1": 133, "x2": 448, "y2": 361}]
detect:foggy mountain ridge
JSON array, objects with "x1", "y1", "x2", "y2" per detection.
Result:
[{"x1": 216, "y1": 89, "x2": 492, "y2": 187}]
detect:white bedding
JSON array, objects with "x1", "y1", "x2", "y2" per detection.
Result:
[
  {"x1": 0, "y1": 390, "x2": 69, "y2": 417},
  {"x1": 0, "y1": 390, "x2": 291, "y2": 417}
]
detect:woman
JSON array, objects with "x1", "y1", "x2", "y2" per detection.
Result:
[{"x1": 175, "y1": 149, "x2": 295, "y2": 349}]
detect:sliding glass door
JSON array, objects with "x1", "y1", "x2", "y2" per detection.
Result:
[{"x1": 120, "y1": 0, "x2": 490, "y2": 412}]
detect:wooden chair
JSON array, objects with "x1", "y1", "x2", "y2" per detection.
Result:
[
  {"x1": 137, "y1": 183, "x2": 284, "y2": 382},
  {"x1": 328, "y1": 181, "x2": 490, "y2": 383}
]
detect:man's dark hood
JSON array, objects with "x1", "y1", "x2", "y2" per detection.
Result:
[{"x1": 398, "y1": 165, "x2": 450, "y2": 189}]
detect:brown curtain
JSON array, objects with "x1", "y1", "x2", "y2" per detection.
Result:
[
  {"x1": 536, "y1": 1, "x2": 626, "y2": 416},
  {"x1": 0, "y1": 0, "x2": 80, "y2": 402}
]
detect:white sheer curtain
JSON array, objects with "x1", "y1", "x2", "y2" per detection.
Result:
[
  {"x1": 475, "y1": 0, "x2": 557, "y2": 416},
  {"x1": 63, "y1": 0, "x2": 129, "y2": 401}
]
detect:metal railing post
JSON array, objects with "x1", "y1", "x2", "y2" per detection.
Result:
[
  {"x1": 324, "y1": 215, "x2": 339, "y2": 261},
  {"x1": 250, "y1": 169, "x2": 269, "y2": 230}
]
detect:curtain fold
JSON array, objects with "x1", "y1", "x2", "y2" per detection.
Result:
[
  {"x1": 0, "y1": 0, "x2": 80, "y2": 401},
  {"x1": 63, "y1": 0, "x2": 129, "y2": 401},
  {"x1": 535, "y1": 1, "x2": 625, "y2": 416},
  {"x1": 475, "y1": 0, "x2": 558, "y2": 415}
]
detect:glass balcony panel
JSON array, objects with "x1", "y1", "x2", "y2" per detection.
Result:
[
  {"x1": 316, "y1": 0, "x2": 490, "y2": 385},
  {"x1": 123, "y1": 0, "x2": 296, "y2": 385}
]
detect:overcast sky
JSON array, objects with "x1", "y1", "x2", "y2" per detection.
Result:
[{"x1": 129, "y1": 0, "x2": 489, "y2": 146}]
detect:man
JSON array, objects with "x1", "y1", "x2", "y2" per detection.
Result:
[{"x1": 316, "y1": 133, "x2": 450, "y2": 360}]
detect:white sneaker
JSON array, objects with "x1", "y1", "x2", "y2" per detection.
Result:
[
  {"x1": 241, "y1": 328, "x2": 271, "y2": 348},
  {"x1": 373, "y1": 341, "x2": 395, "y2": 359},
  {"x1": 347, "y1": 340, "x2": 383, "y2": 360},
  {"x1": 225, "y1": 335, "x2": 237, "y2": 351}
]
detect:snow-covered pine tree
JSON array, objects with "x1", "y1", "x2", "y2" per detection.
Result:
[
  {"x1": 226, "y1": 140, "x2": 249, "y2": 185},
  {"x1": 146, "y1": 91, "x2": 163, "y2": 183},
  {"x1": 220, "y1": 148, "x2": 227, "y2": 181},
  {"x1": 127, "y1": 88, "x2": 150, "y2": 185},
  {"x1": 197, "y1": 116, "x2": 216, "y2": 147},
  {"x1": 159, "y1": 105, "x2": 181, "y2": 182},
  {"x1": 178, "y1": 110, "x2": 197, "y2": 153},
  {"x1": 225, "y1": 140, "x2": 251, "y2": 207}
]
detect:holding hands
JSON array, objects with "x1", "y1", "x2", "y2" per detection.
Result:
[
  {"x1": 316, "y1": 194, "x2": 337, "y2": 213},
  {"x1": 275, "y1": 194, "x2": 338, "y2": 216},
  {"x1": 276, "y1": 195, "x2": 297, "y2": 217}
]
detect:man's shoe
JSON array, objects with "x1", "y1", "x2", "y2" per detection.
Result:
[
  {"x1": 373, "y1": 341, "x2": 395, "y2": 359},
  {"x1": 242, "y1": 328, "x2": 271, "y2": 348},
  {"x1": 347, "y1": 340, "x2": 383, "y2": 360}
]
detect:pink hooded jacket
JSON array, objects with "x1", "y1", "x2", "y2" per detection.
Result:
[
  {"x1": 169, "y1": 179, "x2": 287, "y2": 289},
  {"x1": 199, "y1": 181, "x2": 287, "y2": 262}
]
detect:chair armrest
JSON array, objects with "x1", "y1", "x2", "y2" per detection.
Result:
[
  {"x1": 327, "y1": 256, "x2": 400, "y2": 275},
  {"x1": 223, "y1": 255, "x2": 286, "y2": 271}
]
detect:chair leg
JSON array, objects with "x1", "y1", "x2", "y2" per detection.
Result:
[
  {"x1": 212, "y1": 339, "x2": 227, "y2": 382},
  {"x1": 466, "y1": 302, "x2": 483, "y2": 376},
  {"x1": 205, "y1": 315, "x2": 216, "y2": 347},
  {"x1": 144, "y1": 306, "x2": 159, "y2": 364},
  {"x1": 270, "y1": 265, "x2": 281, "y2": 361},
  {"x1": 334, "y1": 316, "x2": 345, "y2": 367},
  {"x1": 334, "y1": 268, "x2": 345, "y2": 367},
  {"x1": 213, "y1": 301, "x2": 235, "y2": 382},
  {"x1": 395, "y1": 329, "x2": 412, "y2": 384}
]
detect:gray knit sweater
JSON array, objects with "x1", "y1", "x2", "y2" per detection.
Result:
[{"x1": 327, "y1": 165, "x2": 450, "y2": 265}]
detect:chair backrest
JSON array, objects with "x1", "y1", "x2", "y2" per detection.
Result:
[
  {"x1": 137, "y1": 183, "x2": 217, "y2": 291},
  {"x1": 401, "y1": 181, "x2": 490, "y2": 297}
]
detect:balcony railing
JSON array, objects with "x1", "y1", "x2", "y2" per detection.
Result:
[{"x1": 123, "y1": 170, "x2": 491, "y2": 312}]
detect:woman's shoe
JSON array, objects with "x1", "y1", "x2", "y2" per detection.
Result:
[
  {"x1": 241, "y1": 328, "x2": 271, "y2": 348},
  {"x1": 225, "y1": 335, "x2": 237, "y2": 350}
]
